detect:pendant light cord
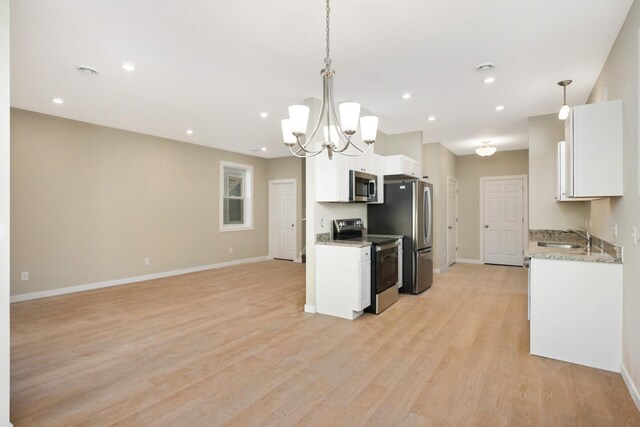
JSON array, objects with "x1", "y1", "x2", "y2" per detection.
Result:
[{"x1": 324, "y1": 0, "x2": 332, "y2": 70}]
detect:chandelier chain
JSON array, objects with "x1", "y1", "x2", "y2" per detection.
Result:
[{"x1": 324, "y1": 0, "x2": 331, "y2": 69}]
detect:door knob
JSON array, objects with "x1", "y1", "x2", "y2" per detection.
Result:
[{"x1": 484, "y1": 225, "x2": 489, "y2": 228}]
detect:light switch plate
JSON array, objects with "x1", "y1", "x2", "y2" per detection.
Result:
[{"x1": 632, "y1": 226, "x2": 638, "y2": 246}]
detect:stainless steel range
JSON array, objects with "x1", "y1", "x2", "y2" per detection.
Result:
[{"x1": 333, "y1": 218, "x2": 400, "y2": 314}]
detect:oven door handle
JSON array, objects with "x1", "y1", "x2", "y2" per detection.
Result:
[{"x1": 376, "y1": 242, "x2": 400, "y2": 252}]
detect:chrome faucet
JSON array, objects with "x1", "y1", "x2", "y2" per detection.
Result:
[{"x1": 563, "y1": 227, "x2": 592, "y2": 254}]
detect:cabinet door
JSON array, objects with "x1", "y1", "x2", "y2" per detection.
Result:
[
  {"x1": 401, "y1": 156, "x2": 413, "y2": 176},
  {"x1": 315, "y1": 154, "x2": 350, "y2": 202},
  {"x1": 359, "y1": 260, "x2": 371, "y2": 311}
]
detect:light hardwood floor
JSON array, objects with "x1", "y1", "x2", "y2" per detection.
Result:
[{"x1": 10, "y1": 261, "x2": 640, "y2": 426}]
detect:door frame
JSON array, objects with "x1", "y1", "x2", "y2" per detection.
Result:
[
  {"x1": 268, "y1": 179, "x2": 297, "y2": 261},
  {"x1": 479, "y1": 175, "x2": 528, "y2": 265},
  {"x1": 446, "y1": 175, "x2": 458, "y2": 267}
]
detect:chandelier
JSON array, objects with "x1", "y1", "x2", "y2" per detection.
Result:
[{"x1": 280, "y1": 0, "x2": 379, "y2": 160}]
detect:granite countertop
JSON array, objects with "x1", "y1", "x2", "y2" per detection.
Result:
[
  {"x1": 315, "y1": 240, "x2": 372, "y2": 248},
  {"x1": 365, "y1": 234, "x2": 404, "y2": 240},
  {"x1": 526, "y1": 241, "x2": 621, "y2": 264},
  {"x1": 527, "y1": 229, "x2": 622, "y2": 264}
]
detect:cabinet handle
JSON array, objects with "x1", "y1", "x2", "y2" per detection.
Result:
[{"x1": 484, "y1": 225, "x2": 489, "y2": 228}]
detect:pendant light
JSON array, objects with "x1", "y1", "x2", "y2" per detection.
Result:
[
  {"x1": 558, "y1": 80, "x2": 573, "y2": 120},
  {"x1": 476, "y1": 141, "x2": 497, "y2": 157},
  {"x1": 280, "y1": 0, "x2": 378, "y2": 160}
]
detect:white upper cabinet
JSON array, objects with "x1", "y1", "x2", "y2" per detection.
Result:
[
  {"x1": 315, "y1": 152, "x2": 350, "y2": 202},
  {"x1": 384, "y1": 154, "x2": 420, "y2": 178},
  {"x1": 563, "y1": 100, "x2": 623, "y2": 198}
]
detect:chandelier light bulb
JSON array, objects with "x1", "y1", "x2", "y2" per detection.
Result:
[
  {"x1": 288, "y1": 105, "x2": 310, "y2": 136},
  {"x1": 559, "y1": 104, "x2": 571, "y2": 120},
  {"x1": 323, "y1": 125, "x2": 340, "y2": 144},
  {"x1": 360, "y1": 116, "x2": 379, "y2": 144},
  {"x1": 281, "y1": 119, "x2": 296, "y2": 146},
  {"x1": 339, "y1": 102, "x2": 361, "y2": 134}
]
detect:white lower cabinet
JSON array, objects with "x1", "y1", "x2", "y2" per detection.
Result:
[
  {"x1": 529, "y1": 258, "x2": 622, "y2": 372},
  {"x1": 316, "y1": 244, "x2": 371, "y2": 320}
]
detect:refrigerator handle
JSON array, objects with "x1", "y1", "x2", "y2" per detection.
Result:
[{"x1": 425, "y1": 186, "x2": 432, "y2": 244}]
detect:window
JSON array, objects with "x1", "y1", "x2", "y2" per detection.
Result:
[{"x1": 220, "y1": 161, "x2": 253, "y2": 231}]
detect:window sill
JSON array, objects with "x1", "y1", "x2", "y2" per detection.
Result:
[{"x1": 220, "y1": 225, "x2": 254, "y2": 233}]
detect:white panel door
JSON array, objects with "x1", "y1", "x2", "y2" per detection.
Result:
[
  {"x1": 447, "y1": 178, "x2": 457, "y2": 266},
  {"x1": 483, "y1": 178, "x2": 524, "y2": 266},
  {"x1": 269, "y1": 181, "x2": 296, "y2": 260}
]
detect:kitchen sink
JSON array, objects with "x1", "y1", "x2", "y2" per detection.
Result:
[{"x1": 537, "y1": 241, "x2": 583, "y2": 249}]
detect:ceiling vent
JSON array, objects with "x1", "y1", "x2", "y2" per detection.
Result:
[
  {"x1": 76, "y1": 65, "x2": 98, "y2": 75},
  {"x1": 474, "y1": 62, "x2": 496, "y2": 72}
]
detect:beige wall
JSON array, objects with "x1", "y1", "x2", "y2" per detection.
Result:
[
  {"x1": 528, "y1": 114, "x2": 589, "y2": 229},
  {"x1": 266, "y1": 156, "x2": 305, "y2": 258},
  {"x1": 387, "y1": 131, "x2": 423, "y2": 172},
  {"x1": 0, "y1": 0, "x2": 10, "y2": 421},
  {"x1": 10, "y1": 109, "x2": 269, "y2": 297},
  {"x1": 422, "y1": 143, "x2": 456, "y2": 271},
  {"x1": 456, "y1": 150, "x2": 529, "y2": 260},
  {"x1": 585, "y1": 2, "x2": 640, "y2": 401}
]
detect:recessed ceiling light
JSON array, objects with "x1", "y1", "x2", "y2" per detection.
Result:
[
  {"x1": 261, "y1": 147, "x2": 267, "y2": 151},
  {"x1": 475, "y1": 62, "x2": 496, "y2": 72},
  {"x1": 121, "y1": 62, "x2": 136, "y2": 72},
  {"x1": 495, "y1": 105, "x2": 505, "y2": 111},
  {"x1": 260, "y1": 112, "x2": 269, "y2": 118},
  {"x1": 76, "y1": 65, "x2": 98, "y2": 75},
  {"x1": 484, "y1": 77, "x2": 496, "y2": 84},
  {"x1": 401, "y1": 93, "x2": 412, "y2": 100},
  {"x1": 52, "y1": 98, "x2": 64, "y2": 104},
  {"x1": 427, "y1": 116, "x2": 436, "y2": 121},
  {"x1": 186, "y1": 129, "x2": 194, "y2": 135}
]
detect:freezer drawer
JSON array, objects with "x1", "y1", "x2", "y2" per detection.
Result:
[{"x1": 414, "y1": 248, "x2": 433, "y2": 294}]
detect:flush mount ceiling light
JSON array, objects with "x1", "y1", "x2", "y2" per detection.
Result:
[
  {"x1": 121, "y1": 62, "x2": 136, "y2": 72},
  {"x1": 52, "y1": 97, "x2": 64, "y2": 104},
  {"x1": 280, "y1": 0, "x2": 378, "y2": 160},
  {"x1": 558, "y1": 80, "x2": 573, "y2": 120},
  {"x1": 476, "y1": 141, "x2": 497, "y2": 157},
  {"x1": 76, "y1": 65, "x2": 98, "y2": 75}
]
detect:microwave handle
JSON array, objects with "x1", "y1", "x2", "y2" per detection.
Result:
[{"x1": 371, "y1": 179, "x2": 377, "y2": 199}]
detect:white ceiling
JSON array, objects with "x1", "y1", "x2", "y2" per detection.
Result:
[{"x1": 10, "y1": 0, "x2": 633, "y2": 157}]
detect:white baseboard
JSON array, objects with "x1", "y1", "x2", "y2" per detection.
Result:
[
  {"x1": 304, "y1": 304, "x2": 316, "y2": 313},
  {"x1": 433, "y1": 268, "x2": 441, "y2": 274},
  {"x1": 621, "y1": 362, "x2": 640, "y2": 413},
  {"x1": 293, "y1": 257, "x2": 302, "y2": 263},
  {"x1": 457, "y1": 258, "x2": 483, "y2": 264},
  {"x1": 10, "y1": 256, "x2": 270, "y2": 303}
]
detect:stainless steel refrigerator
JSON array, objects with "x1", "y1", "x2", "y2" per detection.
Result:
[{"x1": 367, "y1": 179, "x2": 433, "y2": 294}]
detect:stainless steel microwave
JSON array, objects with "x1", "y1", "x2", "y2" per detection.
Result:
[{"x1": 349, "y1": 170, "x2": 378, "y2": 203}]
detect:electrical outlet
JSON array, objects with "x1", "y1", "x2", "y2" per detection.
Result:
[
  {"x1": 228, "y1": 247, "x2": 233, "y2": 254},
  {"x1": 614, "y1": 223, "x2": 618, "y2": 240},
  {"x1": 144, "y1": 257, "x2": 150, "y2": 266},
  {"x1": 21, "y1": 272, "x2": 28, "y2": 281}
]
